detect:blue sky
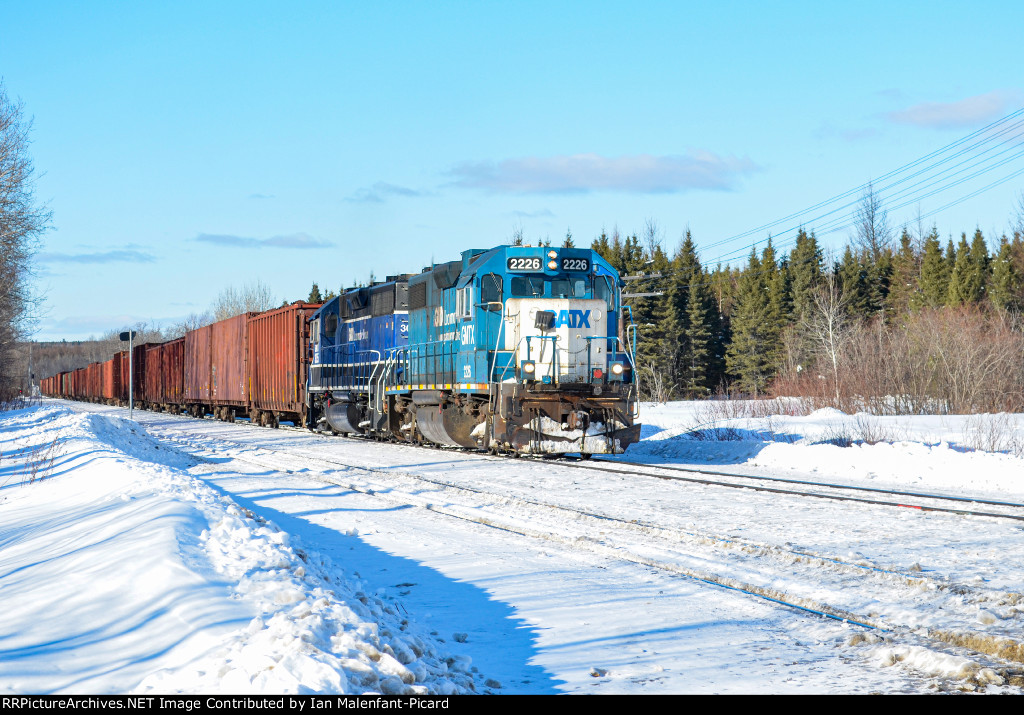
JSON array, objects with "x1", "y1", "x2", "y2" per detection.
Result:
[{"x1": 4, "y1": 1, "x2": 1023, "y2": 340}]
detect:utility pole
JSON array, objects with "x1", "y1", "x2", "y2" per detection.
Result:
[{"x1": 119, "y1": 330, "x2": 138, "y2": 419}]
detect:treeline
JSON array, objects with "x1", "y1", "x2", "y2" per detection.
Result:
[{"x1": 590, "y1": 214, "x2": 1024, "y2": 413}]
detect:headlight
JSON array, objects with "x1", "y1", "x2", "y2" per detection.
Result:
[
  {"x1": 521, "y1": 361, "x2": 536, "y2": 380},
  {"x1": 547, "y1": 260, "x2": 557, "y2": 269},
  {"x1": 547, "y1": 250, "x2": 557, "y2": 259},
  {"x1": 609, "y1": 362, "x2": 625, "y2": 381}
]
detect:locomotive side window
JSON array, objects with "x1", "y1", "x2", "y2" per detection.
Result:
[
  {"x1": 480, "y1": 274, "x2": 502, "y2": 306},
  {"x1": 510, "y1": 275, "x2": 545, "y2": 297},
  {"x1": 456, "y1": 285, "x2": 473, "y2": 319},
  {"x1": 595, "y1": 275, "x2": 615, "y2": 309},
  {"x1": 325, "y1": 313, "x2": 339, "y2": 337}
]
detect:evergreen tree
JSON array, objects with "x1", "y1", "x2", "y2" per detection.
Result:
[
  {"x1": 946, "y1": 233, "x2": 975, "y2": 305},
  {"x1": 308, "y1": 283, "x2": 323, "y2": 303},
  {"x1": 681, "y1": 268, "x2": 719, "y2": 397},
  {"x1": 622, "y1": 234, "x2": 645, "y2": 273},
  {"x1": 965, "y1": 228, "x2": 990, "y2": 302},
  {"x1": 788, "y1": 229, "x2": 824, "y2": 321},
  {"x1": 886, "y1": 229, "x2": 919, "y2": 315},
  {"x1": 917, "y1": 229, "x2": 949, "y2": 308},
  {"x1": 864, "y1": 248, "x2": 893, "y2": 314},
  {"x1": 989, "y1": 235, "x2": 1022, "y2": 311},
  {"x1": 630, "y1": 241, "x2": 670, "y2": 375},
  {"x1": 837, "y1": 247, "x2": 870, "y2": 317},
  {"x1": 562, "y1": 228, "x2": 575, "y2": 248},
  {"x1": 658, "y1": 231, "x2": 703, "y2": 394},
  {"x1": 726, "y1": 240, "x2": 784, "y2": 395},
  {"x1": 591, "y1": 229, "x2": 611, "y2": 261},
  {"x1": 608, "y1": 229, "x2": 625, "y2": 273}
]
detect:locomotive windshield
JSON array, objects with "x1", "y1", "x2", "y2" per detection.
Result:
[
  {"x1": 508, "y1": 274, "x2": 606, "y2": 300},
  {"x1": 550, "y1": 278, "x2": 588, "y2": 298},
  {"x1": 510, "y1": 275, "x2": 545, "y2": 297}
]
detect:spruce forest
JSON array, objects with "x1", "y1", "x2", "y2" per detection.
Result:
[{"x1": 587, "y1": 196, "x2": 1024, "y2": 415}]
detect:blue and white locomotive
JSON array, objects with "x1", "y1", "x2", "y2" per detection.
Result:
[{"x1": 305, "y1": 245, "x2": 640, "y2": 455}]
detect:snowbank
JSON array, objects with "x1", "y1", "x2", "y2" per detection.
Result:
[{"x1": 0, "y1": 405, "x2": 482, "y2": 694}]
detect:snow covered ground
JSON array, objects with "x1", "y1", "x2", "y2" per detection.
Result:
[{"x1": 2, "y1": 399, "x2": 1023, "y2": 694}]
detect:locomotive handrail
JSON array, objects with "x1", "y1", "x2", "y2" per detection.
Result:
[
  {"x1": 319, "y1": 344, "x2": 383, "y2": 390},
  {"x1": 402, "y1": 339, "x2": 458, "y2": 386},
  {"x1": 487, "y1": 306, "x2": 507, "y2": 418}
]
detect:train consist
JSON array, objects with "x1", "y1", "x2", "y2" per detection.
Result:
[{"x1": 41, "y1": 245, "x2": 641, "y2": 455}]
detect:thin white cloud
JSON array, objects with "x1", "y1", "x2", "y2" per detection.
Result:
[
  {"x1": 347, "y1": 182, "x2": 429, "y2": 203},
  {"x1": 195, "y1": 232, "x2": 333, "y2": 249},
  {"x1": 886, "y1": 91, "x2": 1018, "y2": 129},
  {"x1": 511, "y1": 209, "x2": 555, "y2": 218},
  {"x1": 36, "y1": 314, "x2": 142, "y2": 340},
  {"x1": 37, "y1": 249, "x2": 156, "y2": 264},
  {"x1": 448, "y1": 152, "x2": 758, "y2": 194}
]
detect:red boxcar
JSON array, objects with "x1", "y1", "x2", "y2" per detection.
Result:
[
  {"x1": 161, "y1": 337, "x2": 185, "y2": 409},
  {"x1": 101, "y1": 358, "x2": 120, "y2": 402},
  {"x1": 247, "y1": 302, "x2": 321, "y2": 426},
  {"x1": 211, "y1": 313, "x2": 251, "y2": 409},
  {"x1": 85, "y1": 362, "x2": 101, "y2": 401},
  {"x1": 144, "y1": 343, "x2": 164, "y2": 407},
  {"x1": 185, "y1": 324, "x2": 213, "y2": 412},
  {"x1": 131, "y1": 343, "x2": 150, "y2": 404},
  {"x1": 114, "y1": 351, "x2": 130, "y2": 404}
]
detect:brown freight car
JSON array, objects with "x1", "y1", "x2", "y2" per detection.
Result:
[
  {"x1": 246, "y1": 302, "x2": 321, "y2": 427},
  {"x1": 144, "y1": 343, "x2": 164, "y2": 409},
  {"x1": 84, "y1": 362, "x2": 101, "y2": 402},
  {"x1": 114, "y1": 351, "x2": 128, "y2": 404},
  {"x1": 101, "y1": 358, "x2": 120, "y2": 403},
  {"x1": 210, "y1": 313, "x2": 251, "y2": 421},
  {"x1": 160, "y1": 337, "x2": 185, "y2": 411},
  {"x1": 184, "y1": 324, "x2": 213, "y2": 416},
  {"x1": 131, "y1": 343, "x2": 149, "y2": 405}
]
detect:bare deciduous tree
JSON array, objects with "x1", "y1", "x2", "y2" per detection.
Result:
[
  {"x1": 0, "y1": 82, "x2": 51, "y2": 400},
  {"x1": 801, "y1": 274, "x2": 851, "y2": 405},
  {"x1": 211, "y1": 280, "x2": 277, "y2": 321},
  {"x1": 642, "y1": 217, "x2": 662, "y2": 257},
  {"x1": 164, "y1": 311, "x2": 213, "y2": 339},
  {"x1": 638, "y1": 360, "x2": 674, "y2": 403},
  {"x1": 509, "y1": 223, "x2": 524, "y2": 246},
  {"x1": 1014, "y1": 190, "x2": 1024, "y2": 240},
  {"x1": 852, "y1": 182, "x2": 892, "y2": 262}
]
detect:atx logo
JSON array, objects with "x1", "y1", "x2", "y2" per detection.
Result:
[{"x1": 554, "y1": 309, "x2": 591, "y2": 329}]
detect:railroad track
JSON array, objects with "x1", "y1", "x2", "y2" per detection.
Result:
[
  {"x1": 65, "y1": 400, "x2": 1024, "y2": 523},
  {"x1": 187, "y1": 411, "x2": 1024, "y2": 523},
  {"x1": 138, "y1": 417, "x2": 1024, "y2": 685},
  {"x1": 573, "y1": 457, "x2": 1024, "y2": 523}
]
